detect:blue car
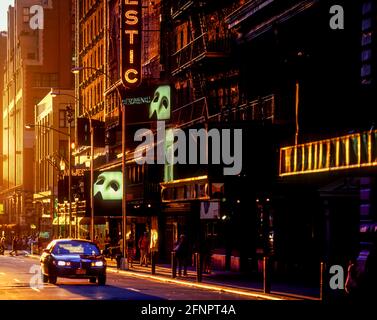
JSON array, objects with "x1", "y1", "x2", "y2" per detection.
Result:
[{"x1": 40, "y1": 239, "x2": 107, "y2": 285}]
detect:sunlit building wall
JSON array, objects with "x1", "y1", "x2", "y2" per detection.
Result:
[
  {"x1": 0, "y1": 32, "x2": 7, "y2": 192},
  {"x1": 33, "y1": 89, "x2": 74, "y2": 236},
  {"x1": 1, "y1": 0, "x2": 74, "y2": 233},
  {"x1": 75, "y1": 0, "x2": 105, "y2": 121}
]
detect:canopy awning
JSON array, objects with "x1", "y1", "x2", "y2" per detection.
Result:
[{"x1": 79, "y1": 217, "x2": 106, "y2": 225}]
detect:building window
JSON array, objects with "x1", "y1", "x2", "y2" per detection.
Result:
[
  {"x1": 361, "y1": 64, "x2": 371, "y2": 77},
  {"x1": 361, "y1": 49, "x2": 372, "y2": 61},
  {"x1": 33, "y1": 73, "x2": 59, "y2": 87},
  {"x1": 59, "y1": 110, "x2": 67, "y2": 128},
  {"x1": 33, "y1": 73, "x2": 41, "y2": 87},
  {"x1": 362, "y1": 2, "x2": 372, "y2": 15},
  {"x1": 206, "y1": 222, "x2": 218, "y2": 237},
  {"x1": 27, "y1": 52, "x2": 36, "y2": 60},
  {"x1": 362, "y1": 18, "x2": 372, "y2": 31},
  {"x1": 361, "y1": 32, "x2": 372, "y2": 46},
  {"x1": 23, "y1": 7, "x2": 30, "y2": 23}
]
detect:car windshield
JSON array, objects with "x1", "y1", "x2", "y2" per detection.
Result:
[{"x1": 52, "y1": 241, "x2": 100, "y2": 256}]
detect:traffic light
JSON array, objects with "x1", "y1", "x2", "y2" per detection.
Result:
[
  {"x1": 66, "y1": 106, "x2": 74, "y2": 124},
  {"x1": 76, "y1": 118, "x2": 105, "y2": 147}
]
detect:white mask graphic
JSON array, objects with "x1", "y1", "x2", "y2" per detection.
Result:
[
  {"x1": 93, "y1": 172, "x2": 123, "y2": 200},
  {"x1": 149, "y1": 85, "x2": 171, "y2": 120}
]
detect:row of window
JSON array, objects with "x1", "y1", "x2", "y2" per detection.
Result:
[
  {"x1": 361, "y1": 1, "x2": 373, "y2": 84},
  {"x1": 82, "y1": 0, "x2": 99, "y2": 16},
  {"x1": 82, "y1": 43, "x2": 104, "y2": 79},
  {"x1": 81, "y1": 6, "x2": 104, "y2": 49},
  {"x1": 105, "y1": 91, "x2": 121, "y2": 116},
  {"x1": 32, "y1": 73, "x2": 59, "y2": 88},
  {"x1": 81, "y1": 79, "x2": 104, "y2": 114},
  {"x1": 162, "y1": 183, "x2": 208, "y2": 202},
  {"x1": 127, "y1": 165, "x2": 144, "y2": 185}
]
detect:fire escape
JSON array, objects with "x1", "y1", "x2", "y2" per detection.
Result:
[{"x1": 171, "y1": 0, "x2": 231, "y2": 127}]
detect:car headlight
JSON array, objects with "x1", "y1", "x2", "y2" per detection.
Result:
[
  {"x1": 91, "y1": 261, "x2": 104, "y2": 267},
  {"x1": 57, "y1": 261, "x2": 71, "y2": 266}
]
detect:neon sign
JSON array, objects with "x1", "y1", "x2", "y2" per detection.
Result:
[{"x1": 121, "y1": 0, "x2": 142, "y2": 88}]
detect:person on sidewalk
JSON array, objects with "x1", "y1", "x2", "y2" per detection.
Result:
[
  {"x1": 9, "y1": 235, "x2": 19, "y2": 256},
  {"x1": 138, "y1": 232, "x2": 150, "y2": 267},
  {"x1": 93, "y1": 235, "x2": 100, "y2": 248},
  {"x1": 174, "y1": 234, "x2": 190, "y2": 276},
  {"x1": 116, "y1": 237, "x2": 124, "y2": 269},
  {"x1": 0, "y1": 235, "x2": 6, "y2": 255},
  {"x1": 127, "y1": 233, "x2": 136, "y2": 268}
]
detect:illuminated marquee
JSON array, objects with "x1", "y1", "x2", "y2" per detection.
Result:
[{"x1": 121, "y1": 0, "x2": 142, "y2": 88}]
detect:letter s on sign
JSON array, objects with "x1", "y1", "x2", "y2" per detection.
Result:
[{"x1": 125, "y1": 10, "x2": 138, "y2": 25}]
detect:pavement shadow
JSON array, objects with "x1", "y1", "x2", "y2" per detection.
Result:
[{"x1": 55, "y1": 282, "x2": 164, "y2": 300}]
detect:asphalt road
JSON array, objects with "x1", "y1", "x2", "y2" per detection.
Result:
[{"x1": 0, "y1": 253, "x2": 259, "y2": 300}]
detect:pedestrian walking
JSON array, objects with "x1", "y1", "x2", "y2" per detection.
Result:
[
  {"x1": 138, "y1": 232, "x2": 150, "y2": 267},
  {"x1": 93, "y1": 235, "x2": 100, "y2": 248},
  {"x1": 174, "y1": 234, "x2": 190, "y2": 276},
  {"x1": 127, "y1": 233, "x2": 136, "y2": 268},
  {"x1": 116, "y1": 237, "x2": 124, "y2": 269},
  {"x1": 9, "y1": 236, "x2": 19, "y2": 256},
  {"x1": 0, "y1": 235, "x2": 6, "y2": 255}
]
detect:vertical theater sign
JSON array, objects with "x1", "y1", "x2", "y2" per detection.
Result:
[{"x1": 121, "y1": 0, "x2": 142, "y2": 88}]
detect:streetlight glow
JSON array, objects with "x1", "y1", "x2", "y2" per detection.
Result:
[{"x1": 71, "y1": 66, "x2": 82, "y2": 74}]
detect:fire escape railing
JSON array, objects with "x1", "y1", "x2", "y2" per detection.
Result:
[
  {"x1": 171, "y1": 33, "x2": 231, "y2": 76},
  {"x1": 172, "y1": 96, "x2": 208, "y2": 127}
]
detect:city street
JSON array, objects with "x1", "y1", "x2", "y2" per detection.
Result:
[{"x1": 0, "y1": 253, "x2": 260, "y2": 300}]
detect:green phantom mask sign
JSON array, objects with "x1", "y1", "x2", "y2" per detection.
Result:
[
  {"x1": 93, "y1": 172, "x2": 123, "y2": 201},
  {"x1": 149, "y1": 85, "x2": 171, "y2": 120}
]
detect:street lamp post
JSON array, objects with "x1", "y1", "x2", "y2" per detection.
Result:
[
  {"x1": 90, "y1": 119, "x2": 95, "y2": 241},
  {"x1": 51, "y1": 89, "x2": 95, "y2": 242},
  {"x1": 71, "y1": 66, "x2": 128, "y2": 269},
  {"x1": 26, "y1": 123, "x2": 72, "y2": 238}
]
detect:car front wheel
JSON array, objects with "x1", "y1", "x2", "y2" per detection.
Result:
[
  {"x1": 42, "y1": 274, "x2": 49, "y2": 283},
  {"x1": 98, "y1": 274, "x2": 106, "y2": 286},
  {"x1": 49, "y1": 275, "x2": 57, "y2": 284}
]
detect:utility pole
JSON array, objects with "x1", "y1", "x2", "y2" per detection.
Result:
[
  {"x1": 90, "y1": 119, "x2": 95, "y2": 241},
  {"x1": 67, "y1": 105, "x2": 74, "y2": 238}
]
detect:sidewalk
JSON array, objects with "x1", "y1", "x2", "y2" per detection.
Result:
[
  {"x1": 105, "y1": 258, "x2": 321, "y2": 301},
  {"x1": 22, "y1": 252, "x2": 319, "y2": 300}
]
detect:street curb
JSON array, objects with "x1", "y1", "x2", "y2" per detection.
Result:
[
  {"x1": 107, "y1": 268, "x2": 292, "y2": 300},
  {"x1": 25, "y1": 254, "x2": 318, "y2": 301}
]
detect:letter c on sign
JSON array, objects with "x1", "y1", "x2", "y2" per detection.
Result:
[{"x1": 125, "y1": 69, "x2": 138, "y2": 84}]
